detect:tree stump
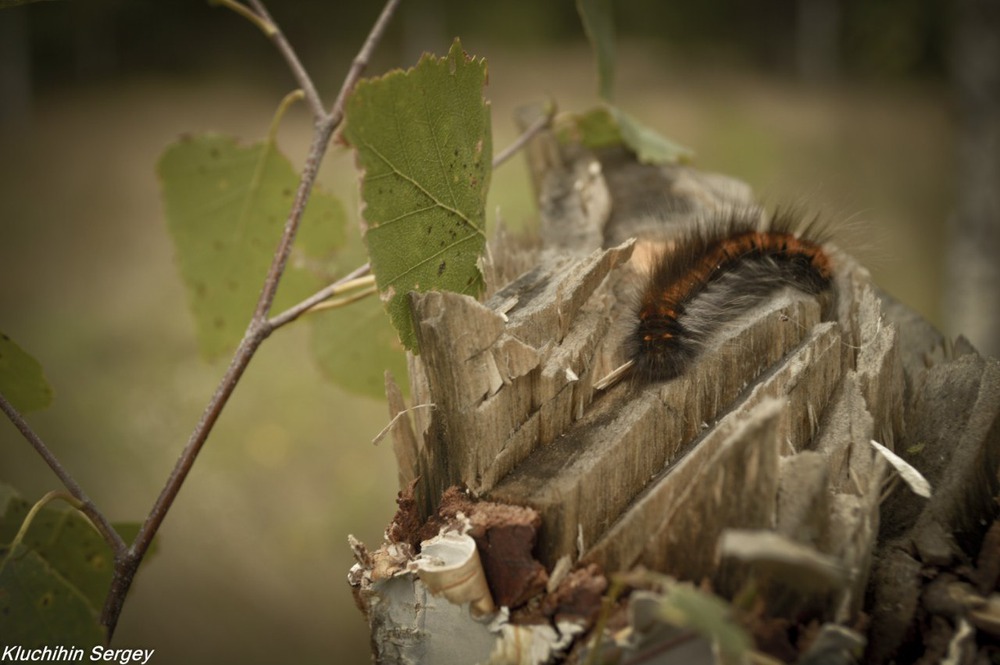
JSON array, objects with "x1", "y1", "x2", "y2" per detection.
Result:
[{"x1": 349, "y1": 107, "x2": 1000, "y2": 664}]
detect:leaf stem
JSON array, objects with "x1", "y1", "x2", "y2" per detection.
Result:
[
  {"x1": 268, "y1": 263, "x2": 372, "y2": 329},
  {"x1": 305, "y1": 284, "x2": 378, "y2": 314},
  {"x1": 99, "y1": 0, "x2": 402, "y2": 640},
  {"x1": 0, "y1": 490, "x2": 81, "y2": 575},
  {"x1": 267, "y1": 89, "x2": 306, "y2": 144},
  {"x1": 245, "y1": 0, "x2": 327, "y2": 120},
  {"x1": 212, "y1": 0, "x2": 276, "y2": 37}
]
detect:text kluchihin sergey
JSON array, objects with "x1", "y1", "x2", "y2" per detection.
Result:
[{"x1": 1, "y1": 646, "x2": 154, "y2": 664}]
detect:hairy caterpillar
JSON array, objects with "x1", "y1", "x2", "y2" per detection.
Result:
[{"x1": 625, "y1": 208, "x2": 834, "y2": 385}]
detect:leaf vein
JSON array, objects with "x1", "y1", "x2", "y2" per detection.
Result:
[
  {"x1": 380, "y1": 233, "x2": 480, "y2": 287},
  {"x1": 361, "y1": 139, "x2": 484, "y2": 239}
]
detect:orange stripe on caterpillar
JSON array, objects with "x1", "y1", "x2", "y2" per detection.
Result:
[{"x1": 627, "y1": 209, "x2": 833, "y2": 384}]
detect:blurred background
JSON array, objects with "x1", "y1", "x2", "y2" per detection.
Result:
[{"x1": 0, "y1": 0, "x2": 993, "y2": 662}]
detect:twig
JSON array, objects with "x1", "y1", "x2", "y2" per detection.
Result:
[
  {"x1": 99, "y1": 0, "x2": 403, "y2": 639},
  {"x1": 245, "y1": 0, "x2": 326, "y2": 120},
  {"x1": 268, "y1": 263, "x2": 372, "y2": 330},
  {"x1": 0, "y1": 393, "x2": 127, "y2": 555},
  {"x1": 329, "y1": 0, "x2": 402, "y2": 128},
  {"x1": 492, "y1": 104, "x2": 556, "y2": 169},
  {"x1": 102, "y1": 126, "x2": 335, "y2": 639},
  {"x1": 371, "y1": 403, "x2": 435, "y2": 446}
]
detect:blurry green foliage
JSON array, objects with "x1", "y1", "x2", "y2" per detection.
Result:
[
  {"x1": 309, "y1": 233, "x2": 408, "y2": 399},
  {"x1": 158, "y1": 132, "x2": 346, "y2": 359},
  {"x1": 0, "y1": 331, "x2": 52, "y2": 414},
  {"x1": 576, "y1": 0, "x2": 616, "y2": 101},
  {"x1": 0, "y1": 484, "x2": 150, "y2": 646},
  {"x1": 655, "y1": 580, "x2": 751, "y2": 659},
  {"x1": 561, "y1": 106, "x2": 693, "y2": 165},
  {"x1": 569, "y1": 1, "x2": 693, "y2": 166}
]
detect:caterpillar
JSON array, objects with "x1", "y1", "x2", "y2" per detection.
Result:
[{"x1": 625, "y1": 208, "x2": 834, "y2": 385}]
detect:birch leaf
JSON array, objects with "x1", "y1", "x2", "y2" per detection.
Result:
[
  {"x1": 310, "y1": 235, "x2": 406, "y2": 399},
  {"x1": 158, "y1": 133, "x2": 346, "y2": 358},
  {"x1": 343, "y1": 39, "x2": 491, "y2": 352}
]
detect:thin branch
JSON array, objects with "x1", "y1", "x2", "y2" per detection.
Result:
[
  {"x1": 103, "y1": 126, "x2": 338, "y2": 635},
  {"x1": 99, "y1": 0, "x2": 404, "y2": 639},
  {"x1": 254, "y1": 127, "x2": 339, "y2": 325},
  {"x1": 371, "y1": 403, "x2": 435, "y2": 446},
  {"x1": 0, "y1": 393, "x2": 126, "y2": 554},
  {"x1": 329, "y1": 0, "x2": 402, "y2": 128},
  {"x1": 492, "y1": 104, "x2": 556, "y2": 169},
  {"x1": 245, "y1": 0, "x2": 327, "y2": 120},
  {"x1": 268, "y1": 264, "x2": 373, "y2": 329}
]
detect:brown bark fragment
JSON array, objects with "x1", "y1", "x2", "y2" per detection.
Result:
[{"x1": 540, "y1": 563, "x2": 608, "y2": 625}]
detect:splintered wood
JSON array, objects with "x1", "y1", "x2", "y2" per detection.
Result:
[{"x1": 355, "y1": 109, "x2": 1000, "y2": 664}]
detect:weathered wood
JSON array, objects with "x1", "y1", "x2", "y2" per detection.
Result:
[
  {"x1": 581, "y1": 321, "x2": 842, "y2": 574},
  {"x1": 490, "y1": 292, "x2": 821, "y2": 567},
  {"x1": 351, "y1": 104, "x2": 1000, "y2": 664},
  {"x1": 406, "y1": 240, "x2": 634, "y2": 513},
  {"x1": 867, "y1": 348, "x2": 1000, "y2": 663}
]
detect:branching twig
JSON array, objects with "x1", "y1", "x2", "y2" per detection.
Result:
[
  {"x1": 98, "y1": 0, "x2": 402, "y2": 640},
  {"x1": 245, "y1": 0, "x2": 327, "y2": 120},
  {"x1": 2, "y1": 0, "x2": 398, "y2": 644},
  {"x1": 269, "y1": 266, "x2": 373, "y2": 328},
  {"x1": 492, "y1": 103, "x2": 557, "y2": 169},
  {"x1": 0, "y1": 393, "x2": 126, "y2": 555}
]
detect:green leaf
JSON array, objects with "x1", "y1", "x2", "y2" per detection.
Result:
[
  {"x1": 0, "y1": 487, "x2": 111, "y2": 646},
  {"x1": 611, "y1": 106, "x2": 695, "y2": 165},
  {"x1": 0, "y1": 483, "x2": 28, "y2": 545},
  {"x1": 0, "y1": 483, "x2": 156, "y2": 645},
  {"x1": 576, "y1": 0, "x2": 617, "y2": 101},
  {"x1": 0, "y1": 547, "x2": 106, "y2": 648},
  {"x1": 158, "y1": 133, "x2": 347, "y2": 359},
  {"x1": 559, "y1": 105, "x2": 694, "y2": 165},
  {"x1": 343, "y1": 38, "x2": 491, "y2": 352},
  {"x1": 310, "y1": 236, "x2": 406, "y2": 399},
  {"x1": 0, "y1": 330, "x2": 53, "y2": 413},
  {"x1": 311, "y1": 294, "x2": 407, "y2": 400},
  {"x1": 657, "y1": 582, "x2": 751, "y2": 659},
  {"x1": 563, "y1": 106, "x2": 624, "y2": 149}
]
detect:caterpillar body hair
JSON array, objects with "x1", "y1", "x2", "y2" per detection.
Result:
[{"x1": 626, "y1": 208, "x2": 834, "y2": 385}]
